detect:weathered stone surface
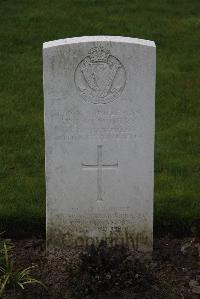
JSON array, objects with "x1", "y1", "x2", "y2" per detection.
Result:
[{"x1": 43, "y1": 36, "x2": 156, "y2": 251}]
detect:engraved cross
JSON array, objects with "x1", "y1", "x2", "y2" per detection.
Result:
[{"x1": 82, "y1": 145, "x2": 118, "y2": 201}]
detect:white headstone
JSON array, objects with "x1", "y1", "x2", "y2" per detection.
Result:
[{"x1": 43, "y1": 36, "x2": 156, "y2": 251}]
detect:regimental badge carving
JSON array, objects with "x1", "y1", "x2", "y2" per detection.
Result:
[{"x1": 74, "y1": 46, "x2": 126, "y2": 104}]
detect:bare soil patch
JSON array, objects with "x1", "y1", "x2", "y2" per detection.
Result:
[{"x1": 2, "y1": 237, "x2": 199, "y2": 299}]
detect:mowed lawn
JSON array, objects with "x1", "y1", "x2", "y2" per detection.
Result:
[{"x1": 0, "y1": 0, "x2": 199, "y2": 236}]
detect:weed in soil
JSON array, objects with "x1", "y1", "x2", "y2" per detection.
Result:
[
  {"x1": 0, "y1": 235, "x2": 46, "y2": 298},
  {"x1": 69, "y1": 241, "x2": 159, "y2": 299}
]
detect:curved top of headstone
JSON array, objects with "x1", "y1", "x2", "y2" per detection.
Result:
[{"x1": 43, "y1": 35, "x2": 156, "y2": 49}]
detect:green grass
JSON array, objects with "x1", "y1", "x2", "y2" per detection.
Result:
[{"x1": 0, "y1": 0, "x2": 199, "y2": 236}]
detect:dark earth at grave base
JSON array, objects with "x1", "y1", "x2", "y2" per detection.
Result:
[{"x1": 2, "y1": 237, "x2": 200, "y2": 299}]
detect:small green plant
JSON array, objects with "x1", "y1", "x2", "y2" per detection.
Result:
[
  {"x1": 0, "y1": 232, "x2": 13, "y2": 265},
  {"x1": 70, "y1": 241, "x2": 156, "y2": 298},
  {"x1": 0, "y1": 236, "x2": 46, "y2": 297}
]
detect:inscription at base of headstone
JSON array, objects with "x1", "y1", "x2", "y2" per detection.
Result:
[{"x1": 43, "y1": 36, "x2": 156, "y2": 251}]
